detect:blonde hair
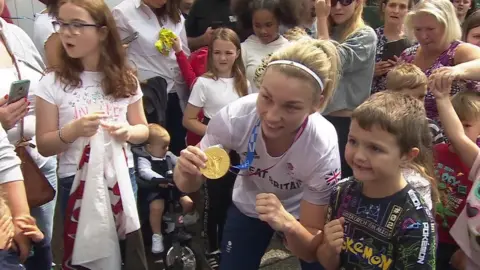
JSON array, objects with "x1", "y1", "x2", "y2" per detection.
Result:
[
  {"x1": 258, "y1": 39, "x2": 340, "y2": 112},
  {"x1": 352, "y1": 91, "x2": 438, "y2": 205},
  {"x1": 283, "y1": 27, "x2": 310, "y2": 41},
  {"x1": 147, "y1": 124, "x2": 170, "y2": 145},
  {"x1": 386, "y1": 63, "x2": 427, "y2": 91},
  {"x1": 451, "y1": 90, "x2": 480, "y2": 121},
  {"x1": 330, "y1": 0, "x2": 366, "y2": 43},
  {"x1": 405, "y1": 0, "x2": 461, "y2": 46}
]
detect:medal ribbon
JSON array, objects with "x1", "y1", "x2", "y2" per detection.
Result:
[{"x1": 230, "y1": 117, "x2": 309, "y2": 175}]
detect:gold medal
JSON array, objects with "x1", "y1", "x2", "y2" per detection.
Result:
[{"x1": 200, "y1": 146, "x2": 230, "y2": 179}]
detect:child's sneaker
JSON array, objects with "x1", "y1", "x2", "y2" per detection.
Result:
[
  {"x1": 151, "y1": 234, "x2": 164, "y2": 254},
  {"x1": 205, "y1": 250, "x2": 221, "y2": 270},
  {"x1": 183, "y1": 211, "x2": 199, "y2": 226}
]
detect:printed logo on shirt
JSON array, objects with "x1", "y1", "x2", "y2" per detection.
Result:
[
  {"x1": 325, "y1": 168, "x2": 341, "y2": 186},
  {"x1": 417, "y1": 222, "x2": 430, "y2": 264},
  {"x1": 435, "y1": 162, "x2": 469, "y2": 228},
  {"x1": 342, "y1": 236, "x2": 393, "y2": 270},
  {"x1": 269, "y1": 176, "x2": 302, "y2": 190},
  {"x1": 386, "y1": 205, "x2": 403, "y2": 230},
  {"x1": 408, "y1": 190, "x2": 423, "y2": 210},
  {"x1": 229, "y1": 16, "x2": 237, "y2": 22}
]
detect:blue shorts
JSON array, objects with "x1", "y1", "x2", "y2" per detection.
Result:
[{"x1": 220, "y1": 205, "x2": 324, "y2": 270}]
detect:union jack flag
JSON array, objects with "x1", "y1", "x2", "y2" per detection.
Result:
[{"x1": 325, "y1": 168, "x2": 341, "y2": 186}]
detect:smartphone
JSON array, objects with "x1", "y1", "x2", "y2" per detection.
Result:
[
  {"x1": 211, "y1": 21, "x2": 224, "y2": 29},
  {"x1": 8, "y1": 80, "x2": 30, "y2": 104},
  {"x1": 122, "y1": 32, "x2": 139, "y2": 45},
  {"x1": 381, "y1": 39, "x2": 411, "y2": 61}
]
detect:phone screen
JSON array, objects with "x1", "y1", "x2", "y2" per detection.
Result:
[
  {"x1": 122, "y1": 32, "x2": 139, "y2": 45},
  {"x1": 8, "y1": 80, "x2": 30, "y2": 104}
]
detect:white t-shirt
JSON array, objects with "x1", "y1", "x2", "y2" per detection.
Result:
[
  {"x1": 199, "y1": 94, "x2": 341, "y2": 218},
  {"x1": 36, "y1": 72, "x2": 143, "y2": 178},
  {"x1": 32, "y1": 12, "x2": 55, "y2": 63},
  {"x1": 0, "y1": 63, "x2": 49, "y2": 167},
  {"x1": 241, "y1": 35, "x2": 289, "y2": 91},
  {"x1": 188, "y1": 77, "x2": 250, "y2": 118}
]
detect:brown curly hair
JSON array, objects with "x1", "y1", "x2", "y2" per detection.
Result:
[{"x1": 55, "y1": 0, "x2": 137, "y2": 99}]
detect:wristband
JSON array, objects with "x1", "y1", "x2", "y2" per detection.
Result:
[{"x1": 58, "y1": 127, "x2": 74, "y2": 144}]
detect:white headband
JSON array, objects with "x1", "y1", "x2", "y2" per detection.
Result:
[{"x1": 267, "y1": 60, "x2": 324, "y2": 92}]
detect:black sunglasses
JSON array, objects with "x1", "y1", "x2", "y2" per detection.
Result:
[{"x1": 331, "y1": 0, "x2": 354, "y2": 6}]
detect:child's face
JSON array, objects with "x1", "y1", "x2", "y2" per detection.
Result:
[
  {"x1": 345, "y1": 120, "x2": 409, "y2": 183},
  {"x1": 398, "y1": 85, "x2": 427, "y2": 103},
  {"x1": 58, "y1": 3, "x2": 106, "y2": 61},
  {"x1": 252, "y1": 9, "x2": 280, "y2": 44},
  {"x1": 461, "y1": 117, "x2": 480, "y2": 143},
  {"x1": 212, "y1": 39, "x2": 239, "y2": 76},
  {"x1": 146, "y1": 141, "x2": 169, "y2": 158}
]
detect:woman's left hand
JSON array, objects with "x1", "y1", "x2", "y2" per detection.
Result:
[
  {"x1": 102, "y1": 123, "x2": 131, "y2": 142},
  {"x1": 256, "y1": 193, "x2": 295, "y2": 232}
]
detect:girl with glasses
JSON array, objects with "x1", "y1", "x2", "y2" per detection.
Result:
[{"x1": 35, "y1": 0, "x2": 149, "y2": 268}]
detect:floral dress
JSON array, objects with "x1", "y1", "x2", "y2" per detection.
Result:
[
  {"x1": 399, "y1": 40, "x2": 480, "y2": 121},
  {"x1": 371, "y1": 26, "x2": 388, "y2": 94}
]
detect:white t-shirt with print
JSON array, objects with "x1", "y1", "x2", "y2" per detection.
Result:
[
  {"x1": 36, "y1": 72, "x2": 143, "y2": 178},
  {"x1": 199, "y1": 93, "x2": 341, "y2": 218},
  {"x1": 188, "y1": 77, "x2": 249, "y2": 119}
]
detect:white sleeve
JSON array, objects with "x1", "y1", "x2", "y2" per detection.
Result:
[
  {"x1": 138, "y1": 157, "x2": 164, "y2": 180},
  {"x1": 188, "y1": 78, "x2": 206, "y2": 107},
  {"x1": 129, "y1": 78, "x2": 144, "y2": 104},
  {"x1": 35, "y1": 73, "x2": 57, "y2": 105},
  {"x1": 199, "y1": 105, "x2": 233, "y2": 150},
  {"x1": 0, "y1": 127, "x2": 22, "y2": 184},
  {"x1": 303, "y1": 143, "x2": 341, "y2": 205},
  {"x1": 112, "y1": 7, "x2": 132, "y2": 40},
  {"x1": 179, "y1": 17, "x2": 191, "y2": 56}
]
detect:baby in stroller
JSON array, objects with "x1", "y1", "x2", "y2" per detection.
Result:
[{"x1": 133, "y1": 124, "x2": 198, "y2": 254}]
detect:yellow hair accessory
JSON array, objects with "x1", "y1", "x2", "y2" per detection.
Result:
[{"x1": 155, "y1": 28, "x2": 176, "y2": 56}]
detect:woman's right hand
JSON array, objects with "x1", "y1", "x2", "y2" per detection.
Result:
[
  {"x1": 316, "y1": 0, "x2": 331, "y2": 19},
  {"x1": 323, "y1": 217, "x2": 345, "y2": 254},
  {"x1": 0, "y1": 96, "x2": 29, "y2": 130},
  {"x1": 70, "y1": 113, "x2": 106, "y2": 138},
  {"x1": 176, "y1": 145, "x2": 207, "y2": 177},
  {"x1": 374, "y1": 61, "x2": 394, "y2": 77}
]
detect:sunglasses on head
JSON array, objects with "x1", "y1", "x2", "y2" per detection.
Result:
[{"x1": 331, "y1": 0, "x2": 354, "y2": 6}]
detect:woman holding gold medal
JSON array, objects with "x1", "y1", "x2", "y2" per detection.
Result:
[{"x1": 174, "y1": 38, "x2": 342, "y2": 270}]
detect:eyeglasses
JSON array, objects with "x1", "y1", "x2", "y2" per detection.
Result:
[
  {"x1": 52, "y1": 20, "x2": 100, "y2": 35},
  {"x1": 331, "y1": 0, "x2": 354, "y2": 6}
]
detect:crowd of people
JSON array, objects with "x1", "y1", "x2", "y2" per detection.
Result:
[{"x1": 0, "y1": 0, "x2": 479, "y2": 269}]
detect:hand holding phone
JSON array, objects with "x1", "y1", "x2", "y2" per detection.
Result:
[
  {"x1": 0, "y1": 80, "x2": 30, "y2": 130},
  {"x1": 8, "y1": 80, "x2": 30, "y2": 104}
]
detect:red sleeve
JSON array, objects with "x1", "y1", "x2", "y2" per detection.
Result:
[{"x1": 175, "y1": 50, "x2": 198, "y2": 90}]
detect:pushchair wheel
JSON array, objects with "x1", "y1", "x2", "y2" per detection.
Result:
[{"x1": 165, "y1": 245, "x2": 197, "y2": 270}]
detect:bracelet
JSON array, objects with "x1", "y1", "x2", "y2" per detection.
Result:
[{"x1": 58, "y1": 127, "x2": 74, "y2": 144}]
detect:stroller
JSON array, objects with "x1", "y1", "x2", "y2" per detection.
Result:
[{"x1": 132, "y1": 146, "x2": 200, "y2": 270}]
